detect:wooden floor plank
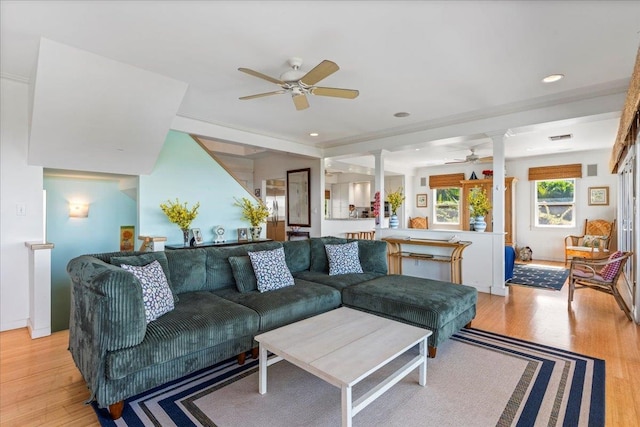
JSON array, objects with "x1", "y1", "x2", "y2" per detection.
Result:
[{"x1": 1, "y1": 262, "x2": 638, "y2": 425}]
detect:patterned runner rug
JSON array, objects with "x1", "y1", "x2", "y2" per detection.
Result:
[
  {"x1": 94, "y1": 328, "x2": 604, "y2": 426},
  {"x1": 508, "y1": 263, "x2": 570, "y2": 291}
]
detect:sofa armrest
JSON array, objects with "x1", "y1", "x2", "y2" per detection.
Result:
[{"x1": 67, "y1": 255, "x2": 147, "y2": 352}]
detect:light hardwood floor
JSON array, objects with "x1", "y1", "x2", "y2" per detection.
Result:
[{"x1": 1, "y1": 268, "x2": 639, "y2": 426}]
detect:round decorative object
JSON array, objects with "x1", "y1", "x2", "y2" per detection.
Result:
[
  {"x1": 389, "y1": 214, "x2": 399, "y2": 229},
  {"x1": 214, "y1": 226, "x2": 225, "y2": 243},
  {"x1": 474, "y1": 216, "x2": 487, "y2": 232},
  {"x1": 250, "y1": 226, "x2": 262, "y2": 240}
]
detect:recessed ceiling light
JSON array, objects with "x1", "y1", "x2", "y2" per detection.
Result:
[
  {"x1": 309, "y1": 132, "x2": 319, "y2": 137},
  {"x1": 542, "y1": 74, "x2": 564, "y2": 83},
  {"x1": 394, "y1": 112, "x2": 410, "y2": 118}
]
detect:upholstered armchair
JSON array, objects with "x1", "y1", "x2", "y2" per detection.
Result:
[{"x1": 564, "y1": 219, "x2": 615, "y2": 265}]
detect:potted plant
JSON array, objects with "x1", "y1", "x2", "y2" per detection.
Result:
[
  {"x1": 234, "y1": 197, "x2": 270, "y2": 240},
  {"x1": 468, "y1": 188, "x2": 491, "y2": 232},
  {"x1": 159, "y1": 198, "x2": 200, "y2": 245},
  {"x1": 386, "y1": 187, "x2": 405, "y2": 229}
]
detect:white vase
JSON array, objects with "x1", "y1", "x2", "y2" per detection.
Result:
[
  {"x1": 474, "y1": 216, "x2": 487, "y2": 232},
  {"x1": 250, "y1": 226, "x2": 262, "y2": 240}
]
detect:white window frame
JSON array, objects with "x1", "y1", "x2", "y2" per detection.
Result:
[
  {"x1": 433, "y1": 187, "x2": 461, "y2": 225},
  {"x1": 534, "y1": 178, "x2": 576, "y2": 228}
]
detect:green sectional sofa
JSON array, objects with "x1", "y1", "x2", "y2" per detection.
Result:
[{"x1": 67, "y1": 236, "x2": 477, "y2": 419}]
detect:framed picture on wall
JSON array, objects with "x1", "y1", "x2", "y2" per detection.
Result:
[
  {"x1": 190, "y1": 228, "x2": 203, "y2": 246},
  {"x1": 588, "y1": 187, "x2": 609, "y2": 206},
  {"x1": 416, "y1": 194, "x2": 428, "y2": 208}
]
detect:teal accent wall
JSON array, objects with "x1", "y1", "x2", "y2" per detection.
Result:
[
  {"x1": 139, "y1": 130, "x2": 255, "y2": 244},
  {"x1": 44, "y1": 176, "x2": 137, "y2": 331}
]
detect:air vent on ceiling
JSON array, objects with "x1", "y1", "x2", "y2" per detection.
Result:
[{"x1": 548, "y1": 133, "x2": 573, "y2": 142}]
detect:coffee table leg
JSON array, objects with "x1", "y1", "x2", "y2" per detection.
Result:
[
  {"x1": 419, "y1": 337, "x2": 427, "y2": 386},
  {"x1": 341, "y1": 385, "x2": 353, "y2": 427},
  {"x1": 259, "y1": 344, "x2": 267, "y2": 394}
]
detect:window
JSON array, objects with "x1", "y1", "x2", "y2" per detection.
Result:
[
  {"x1": 535, "y1": 179, "x2": 575, "y2": 227},
  {"x1": 433, "y1": 187, "x2": 460, "y2": 224}
]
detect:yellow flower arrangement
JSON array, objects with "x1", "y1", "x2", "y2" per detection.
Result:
[
  {"x1": 387, "y1": 187, "x2": 406, "y2": 215},
  {"x1": 159, "y1": 198, "x2": 200, "y2": 230},
  {"x1": 234, "y1": 197, "x2": 270, "y2": 227},
  {"x1": 468, "y1": 188, "x2": 491, "y2": 217}
]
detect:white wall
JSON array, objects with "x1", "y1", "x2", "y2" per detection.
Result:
[
  {"x1": 1, "y1": 78, "x2": 45, "y2": 331},
  {"x1": 412, "y1": 150, "x2": 617, "y2": 261}
]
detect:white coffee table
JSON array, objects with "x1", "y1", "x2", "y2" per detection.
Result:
[{"x1": 254, "y1": 307, "x2": 432, "y2": 427}]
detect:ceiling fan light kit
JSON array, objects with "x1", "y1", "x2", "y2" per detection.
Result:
[
  {"x1": 445, "y1": 148, "x2": 493, "y2": 165},
  {"x1": 238, "y1": 57, "x2": 359, "y2": 110}
]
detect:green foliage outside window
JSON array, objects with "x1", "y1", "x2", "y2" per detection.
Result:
[
  {"x1": 536, "y1": 179, "x2": 575, "y2": 226},
  {"x1": 434, "y1": 188, "x2": 460, "y2": 224}
]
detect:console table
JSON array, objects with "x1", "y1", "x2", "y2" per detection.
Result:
[
  {"x1": 382, "y1": 237, "x2": 471, "y2": 284},
  {"x1": 165, "y1": 238, "x2": 272, "y2": 250}
]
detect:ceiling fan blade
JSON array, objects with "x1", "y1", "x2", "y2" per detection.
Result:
[
  {"x1": 239, "y1": 90, "x2": 286, "y2": 100},
  {"x1": 292, "y1": 94, "x2": 309, "y2": 110},
  {"x1": 300, "y1": 60, "x2": 339, "y2": 86},
  {"x1": 479, "y1": 156, "x2": 493, "y2": 163},
  {"x1": 238, "y1": 67, "x2": 285, "y2": 85},
  {"x1": 311, "y1": 87, "x2": 359, "y2": 99},
  {"x1": 445, "y1": 160, "x2": 468, "y2": 164}
]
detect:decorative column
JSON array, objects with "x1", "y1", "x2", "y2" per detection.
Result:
[
  {"x1": 487, "y1": 131, "x2": 507, "y2": 296},
  {"x1": 372, "y1": 150, "x2": 386, "y2": 229},
  {"x1": 24, "y1": 241, "x2": 54, "y2": 339}
]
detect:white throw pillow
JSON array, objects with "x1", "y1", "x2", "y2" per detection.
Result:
[
  {"x1": 325, "y1": 241, "x2": 364, "y2": 276},
  {"x1": 121, "y1": 260, "x2": 175, "y2": 323},
  {"x1": 248, "y1": 247, "x2": 295, "y2": 293}
]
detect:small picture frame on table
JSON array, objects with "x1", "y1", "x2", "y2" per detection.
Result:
[
  {"x1": 588, "y1": 187, "x2": 609, "y2": 206},
  {"x1": 190, "y1": 228, "x2": 204, "y2": 246},
  {"x1": 416, "y1": 194, "x2": 428, "y2": 208},
  {"x1": 237, "y1": 228, "x2": 249, "y2": 241}
]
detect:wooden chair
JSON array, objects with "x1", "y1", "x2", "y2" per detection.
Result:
[
  {"x1": 564, "y1": 219, "x2": 615, "y2": 265},
  {"x1": 408, "y1": 216, "x2": 428, "y2": 229},
  {"x1": 568, "y1": 251, "x2": 633, "y2": 321}
]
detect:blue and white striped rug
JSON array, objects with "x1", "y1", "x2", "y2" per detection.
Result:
[{"x1": 94, "y1": 328, "x2": 604, "y2": 426}]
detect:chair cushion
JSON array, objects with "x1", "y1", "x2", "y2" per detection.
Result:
[
  {"x1": 165, "y1": 248, "x2": 207, "y2": 294},
  {"x1": 111, "y1": 251, "x2": 178, "y2": 300},
  {"x1": 228, "y1": 255, "x2": 257, "y2": 293},
  {"x1": 582, "y1": 235, "x2": 608, "y2": 248},
  {"x1": 600, "y1": 251, "x2": 624, "y2": 281},
  {"x1": 120, "y1": 260, "x2": 175, "y2": 323},
  {"x1": 293, "y1": 270, "x2": 385, "y2": 291}
]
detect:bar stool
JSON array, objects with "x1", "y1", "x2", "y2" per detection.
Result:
[
  {"x1": 345, "y1": 232, "x2": 360, "y2": 239},
  {"x1": 359, "y1": 230, "x2": 375, "y2": 240}
]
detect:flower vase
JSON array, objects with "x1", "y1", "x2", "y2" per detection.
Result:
[
  {"x1": 389, "y1": 214, "x2": 399, "y2": 229},
  {"x1": 182, "y1": 229, "x2": 190, "y2": 246},
  {"x1": 250, "y1": 226, "x2": 262, "y2": 241},
  {"x1": 474, "y1": 216, "x2": 487, "y2": 232}
]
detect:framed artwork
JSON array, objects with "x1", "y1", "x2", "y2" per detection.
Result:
[
  {"x1": 254, "y1": 188, "x2": 261, "y2": 198},
  {"x1": 588, "y1": 187, "x2": 609, "y2": 206},
  {"x1": 287, "y1": 168, "x2": 311, "y2": 227},
  {"x1": 237, "y1": 228, "x2": 249, "y2": 241},
  {"x1": 416, "y1": 194, "x2": 428, "y2": 208},
  {"x1": 120, "y1": 225, "x2": 135, "y2": 251},
  {"x1": 190, "y1": 228, "x2": 204, "y2": 246}
]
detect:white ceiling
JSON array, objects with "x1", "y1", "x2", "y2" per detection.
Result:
[{"x1": 2, "y1": 1, "x2": 639, "y2": 174}]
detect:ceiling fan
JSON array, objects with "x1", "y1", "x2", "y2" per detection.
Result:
[
  {"x1": 238, "y1": 57, "x2": 359, "y2": 110},
  {"x1": 445, "y1": 149, "x2": 493, "y2": 165}
]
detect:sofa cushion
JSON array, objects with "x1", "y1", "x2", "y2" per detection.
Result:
[
  {"x1": 282, "y1": 239, "x2": 311, "y2": 273},
  {"x1": 228, "y1": 255, "x2": 257, "y2": 293},
  {"x1": 309, "y1": 237, "x2": 348, "y2": 272},
  {"x1": 357, "y1": 240, "x2": 389, "y2": 274},
  {"x1": 105, "y1": 291, "x2": 259, "y2": 380},
  {"x1": 165, "y1": 248, "x2": 207, "y2": 294},
  {"x1": 215, "y1": 279, "x2": 341, "y2": 332},
  {"x1": 110, "y1": 251, "x2": 177, "y2": 299},
  {"x1": 293, "y1": 270, "x2": 385, "y2": 291},
  {"x1": 582, "y1": 234, "x2": 608, "y2": 248},
  {"x1": 248, "y1": 247, "x2": 294, "y2": 292},
  {"x1": 325, "y1": 241, "x2": 364, "y2": 275},
  {"x1": 204, "y1": 242, "x2": 283, "y2": 291},
  {"x1": 120, "y1": 260, "x2": 175, "y2": 323}
]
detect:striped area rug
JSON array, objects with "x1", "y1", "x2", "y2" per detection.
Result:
[{"x1": 94, "y1": 328, "x2": 604, "y2": 426}]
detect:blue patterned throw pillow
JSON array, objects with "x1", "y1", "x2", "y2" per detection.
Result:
[
  {"x1": 248, "y1": 247, "x2": 294, "y2": 292},
  {"x1": 121, "y1": 260, "x2": 175, "y2": 323},
  {"x1": 325, "y1": 241, "x2": 364, "y2": 276}
]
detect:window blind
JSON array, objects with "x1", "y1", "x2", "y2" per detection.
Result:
[
  {"x1": 528, "y1": 164, "x2": 582, "y2": 181},
  {"x1": 429, "y1": 173, "x2": 465, "y2": 188}
]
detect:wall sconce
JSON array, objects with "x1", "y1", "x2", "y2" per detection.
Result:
[{"x1": 69, "y1": 203, "x2": 89, "y2": 218}]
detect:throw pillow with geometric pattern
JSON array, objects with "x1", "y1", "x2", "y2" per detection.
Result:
[
  {"x1": 121, "y1": 260, "x2": 175, "y2": 323},
  {"x1": 599, "y1": 250, "x2": 624, "y2": 281},
  {"x1": 248, "y1": 247, "x2": 295, "y2": 293},
  {"x1": 325, "y1": 241, "x2": 364, "y2": 276}
]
